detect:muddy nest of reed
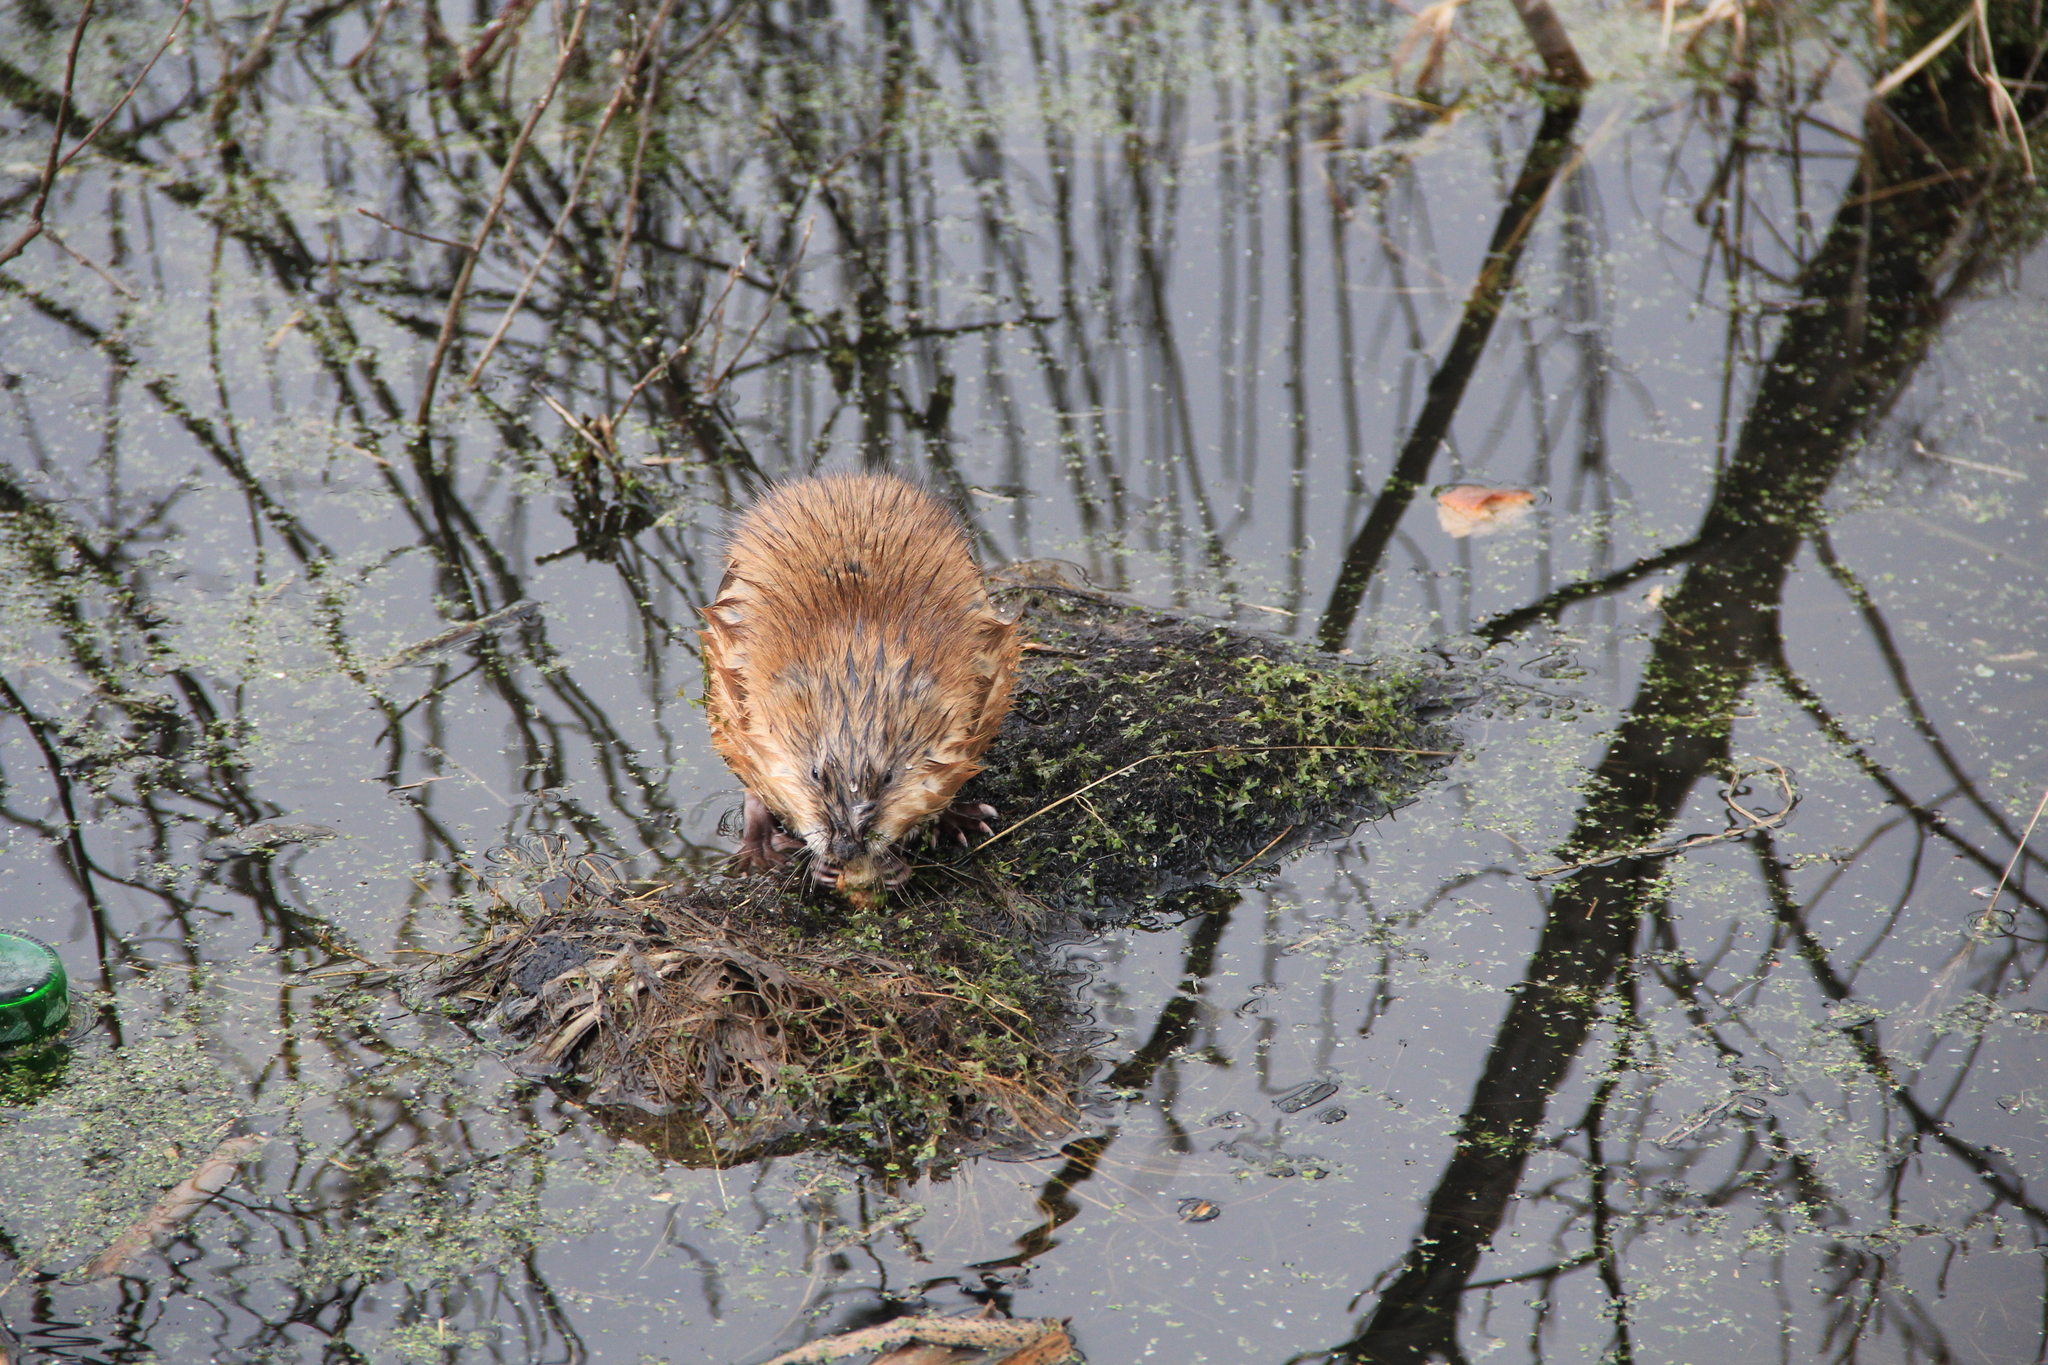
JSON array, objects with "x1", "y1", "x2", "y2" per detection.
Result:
[
  {"x1": 405, "y1": 850, "x2": 1086, "y2": 1168},
  {"x1": 405, "y1": 572, "x2": 1455, "y2": 1167}
]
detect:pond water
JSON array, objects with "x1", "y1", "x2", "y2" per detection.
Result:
[{"x1": 1, "y1": 2, "x2": 2044, "y2": 1362}]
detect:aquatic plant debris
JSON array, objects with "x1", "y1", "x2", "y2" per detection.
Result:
[
  {"x1": 82, "y1": 1133, "x2": 267, "y2": 1280},
  {"x1": 405, "y1": 855, "x2": 1085, "y2": 1168}
]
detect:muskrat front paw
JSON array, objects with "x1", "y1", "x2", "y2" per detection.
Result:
[
  {"x1": 731, "y1": 838, "x2": 790, "y2": 873},
  {"x1": 732, "y1": 792, "x2": 801, "y2": 872},
  {"x1": 934, "y1": 801, "x2": 998, "y2": 846}
]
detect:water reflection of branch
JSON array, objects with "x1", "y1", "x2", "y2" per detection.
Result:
[
  {"x1": 1314, "y1": 34, "x2": 2046, "y2": 1358},
  {"x1": 1476, "y1": 537, "x2": 1699, "y2": 641},
  {"x1": 1764, "y1": 653, "x2": 2046, "y2": 918},
  {"x1": 412, "y1": 0, "x2": 593, "y2": 433},
  {"x1": 1318, "y1": 96, "x2": 1583, "y2": 650},
  {"x1": 1754, "y1": 832, "x2": 2046, "y2": 1225},
  {"x1": 1811, "y1": 530, "x2": 2048, "y2": 884},
  {"x1": 971, "y1": 905, "x2": 1233, "y2": 1271}
]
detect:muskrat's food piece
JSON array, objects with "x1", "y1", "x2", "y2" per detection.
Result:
[{"x1": 699, "y1": 473, "x2": 1022, "y2": 907}]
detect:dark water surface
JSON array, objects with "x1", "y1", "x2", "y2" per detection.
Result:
[{"x1": 1, "y1": 2, "x2": 2044, "y2": 1362}]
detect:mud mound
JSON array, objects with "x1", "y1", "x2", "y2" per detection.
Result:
[
  {"x1": 406, "y1": 576, "x2": 1455, "y2": 1167},
  {"x1": 970, "y1": 569, "x2": 1454, "y2": 918}
]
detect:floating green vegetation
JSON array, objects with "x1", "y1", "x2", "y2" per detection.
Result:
[{"x1": 973, "y1": 569, "x2": 1456, "y2": 918}]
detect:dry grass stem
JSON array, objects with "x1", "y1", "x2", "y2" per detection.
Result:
[
  {"x1": 1392, "y1": 0, "x2": 1466, "y2": 95},
  {"x1": 354, "y1": 207, "x2": 476, "y2": 254}
]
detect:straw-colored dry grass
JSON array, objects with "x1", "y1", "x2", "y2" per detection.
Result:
[{"x1": 409, "y1": 864, "x2": 1084, "y2": 1167}]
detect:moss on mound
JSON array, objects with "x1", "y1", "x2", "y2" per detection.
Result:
[{"x1": 968, "y1": 569, "x2": 1453, "y2": 917}]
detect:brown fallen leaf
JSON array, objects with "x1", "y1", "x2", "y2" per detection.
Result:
[
  {"x1": 760, "y1": 1312, "x2": 1075, "y2": 1365},
  {"x1": 1435, "y1": 483, "x2": 1539, "y2": 538},
  {"x1": 82, "y1": 1134, "x2": 267, "y2": 1280},
  {"x1": 871, "y1": 1345, "x2": 980, "y2": 1365},
  {"x1": 989, "y1": 1325, "x2": 1079, "y2": 1365}
]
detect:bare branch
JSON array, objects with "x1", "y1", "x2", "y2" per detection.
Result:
[
  {"x1": 0, "y1": 0, "x2": 95, "y2": 271},
  {"x1": 412, "y1": 0, "x2": 594, "y2": 433}
]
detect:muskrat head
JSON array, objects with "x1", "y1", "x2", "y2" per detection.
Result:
[
  {"x1": 805, "y1": 761, "x2": 912, "y2": 908},
  {"x1": 812, "y1": 843, "x2": 911, "y2": 910}
]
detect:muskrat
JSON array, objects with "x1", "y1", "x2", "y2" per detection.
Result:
[{"x1": 698, "y1": 472, "x2": 1022, "y2": 907}]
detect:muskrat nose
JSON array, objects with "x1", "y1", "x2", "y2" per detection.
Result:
[{"x1": 826, "y1": 834, "x2": 864, "y2": 864}]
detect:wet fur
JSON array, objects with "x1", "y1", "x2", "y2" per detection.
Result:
[{"x1": 700, "y1": 473, "x2": 1020, "y2": 903}]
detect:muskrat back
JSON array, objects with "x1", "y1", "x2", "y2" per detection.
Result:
[{"x1": 699, "y1": 472, "x2": 1020, "y2": 904}]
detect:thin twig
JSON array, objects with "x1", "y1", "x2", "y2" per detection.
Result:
[
  {"x1": 604, "y1": 0, "x2": 762, "y2": 303},
  {"x1": 412, "y1": 0, "x2": 594, "y2": 432},
  {"x1": 1906, "y1": 784, "x2": 2048, "y2": 1020},
  {"x1": 1980, "y1": 785, "x2": 2048, "y2": 925},
  {"x1": 613, "y1": 245, "x2": 754, "y2": 418},
  {"x1": 445, "y1": 0, "x2": 542, "y2": 88},
  {"x1": 1527, "y1": 761, "x2": 1797, "y2": 878},
  {"x1": 1970, "y1": 0, "x2": 2035, "y2": 181},
  {"x1": 1223, "y1": 825, "x2": 1297, "y2": 881},
  {"x1": 701, "y1": 217, "x2": 812, "y2": 397},
  {"x1": 1871, "y1": 8, "x2": 1972, "y2": 98},
  {"x1": 355, "y1": 207, "x2": 476, "y2": 254},
  {"x1": 540, "y1": 392, "x2": 616, "y2": 459},
  {"x1": 217, "y1": 0, "x2": 290, "y2": 105},
  {"x1": 977, "y1": 744, "x2": 1451, "y2": 851},
  {"x1": 343, "y1": 0, "x2": 402, "y2": 70},
  {"x1": 604, "y1": 70, "x2": 661, "y2": 302},
  {"x1": 56, "y1": 0, "x2": 193, "y2": 176},
  {"x1": 0, "y1": 0, "x2": 94, "y2": 271},
  {"x1": 44, "y1": 226, "x2": 136, "y2": 297}
]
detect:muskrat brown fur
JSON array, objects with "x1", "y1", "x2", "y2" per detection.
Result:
[{"x1": 699, "y1": 472, "x2": 1022, "y2": 907}]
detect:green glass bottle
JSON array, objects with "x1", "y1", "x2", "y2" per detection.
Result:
[{"x1": 0, "y1": 931, "x2": 70, "y2": 1049}]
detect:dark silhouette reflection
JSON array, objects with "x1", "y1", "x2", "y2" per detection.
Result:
[{"x1": 1313, "y1": 33, "x2": 2048, "y2": 1365}]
